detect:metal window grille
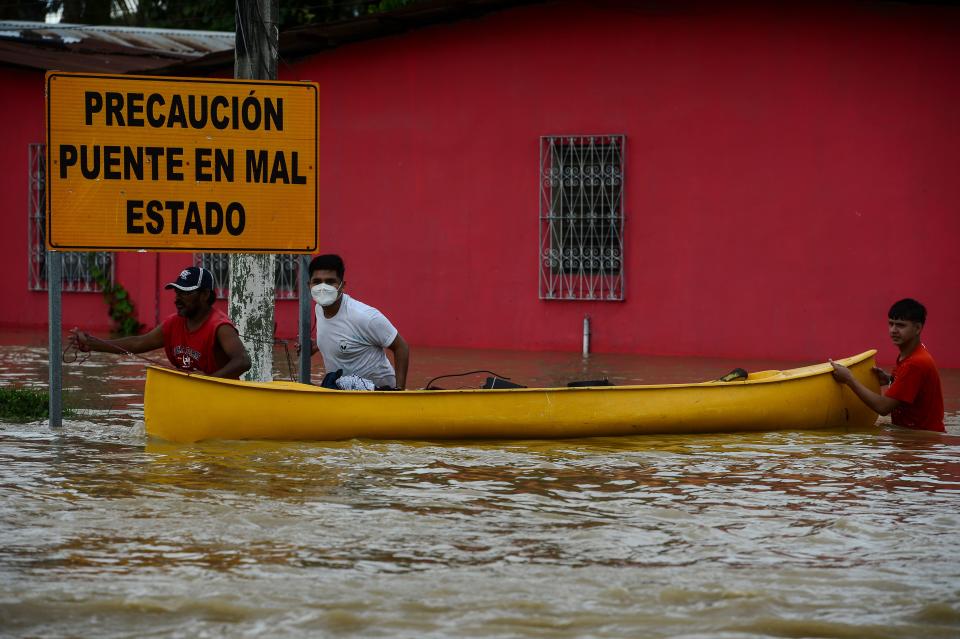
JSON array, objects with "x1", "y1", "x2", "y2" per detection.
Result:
[
  {"x1": 273, "y1": 255, "x2": 302, "y2": 300},
  {"x1": 28, "y1": 143, "x2": 114, "y2": 291},
  {"x1": 194, "y1": 253, "x2": 231, "y2": 299},
  {"x1": 194, "y1": 253, "x2": 300, "y2": 300},
  {"x1": 539, "y1": 135, "x2": 625, "y2": 301}
]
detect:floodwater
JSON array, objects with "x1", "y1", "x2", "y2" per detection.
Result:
[{"x1": 2, "y1": 332, "x2": 959, "y2": 638}]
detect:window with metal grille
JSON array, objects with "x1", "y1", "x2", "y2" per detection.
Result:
[
  {"x1": 27, "y1": 143, "x2": 114, "y2": 291},
  {"x1": 194, "y1": 253, "x2": 300, "y2": 300},
  {"x1": 539, "y1": 135, "x2": 625, "y2": 301}
]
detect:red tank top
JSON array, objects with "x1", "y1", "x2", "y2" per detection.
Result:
[{"x1": 161, "y1": 308, "x2": 235, "y2": 375}]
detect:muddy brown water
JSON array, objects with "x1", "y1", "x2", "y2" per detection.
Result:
[{"x1": 2, "y1": 333, "x2": 959, "y2": 638}]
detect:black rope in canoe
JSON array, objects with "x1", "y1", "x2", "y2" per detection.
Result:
[{"x1": 423, "y1": 370, "x2": 514, "y2": 390}]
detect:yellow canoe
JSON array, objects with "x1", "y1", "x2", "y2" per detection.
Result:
[{"x1": 144, "y1": 350, "x2": 880, "y2": 443}]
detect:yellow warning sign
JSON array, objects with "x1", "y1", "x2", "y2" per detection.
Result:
[{"x1": 45, "y1": 72, "x2": 318, "y2": 252}]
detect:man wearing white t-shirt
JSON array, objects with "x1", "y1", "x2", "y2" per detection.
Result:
[{"x1": 306, "y1": 254, "x2": 409, "y2": 390}]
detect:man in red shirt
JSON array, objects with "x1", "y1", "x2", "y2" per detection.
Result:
[
  {"x1": 831, "y1": 298, "x2": 945, "y2": 432},
  {"x1": 70, "y1": 266, "x2": 251, "y2": 379}
]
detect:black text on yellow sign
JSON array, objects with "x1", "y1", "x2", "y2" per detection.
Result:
[{"x1": 45, "y1": 72, "x2": 318, "y2": 252}]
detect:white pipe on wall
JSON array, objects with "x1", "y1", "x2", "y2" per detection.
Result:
[{"x1": 583, "y1": 314, "x2": 591, "y2": 357}]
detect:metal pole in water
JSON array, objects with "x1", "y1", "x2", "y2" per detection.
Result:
[
  {"x1": 582, "y1": 314, "x2": 591, "y2": 357},
  {"x1": 299, "y1": 255, "x2": 312, "y2": 384},
  {"x1": 47, "y1": 250, "x2": 62, "y2": 428}
]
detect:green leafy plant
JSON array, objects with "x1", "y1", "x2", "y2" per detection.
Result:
[
  {"x1": 87, "y1": 258, "x2": 144, "y2": 337},
  {"x1": 366, "y1": 0, "x2": 413, "y2": 14},
  {"x1": 0, "y1": 385, "x2": 74, "y2": 423}
]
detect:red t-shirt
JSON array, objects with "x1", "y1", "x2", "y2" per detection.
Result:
[
  {"x1": 161, "y1": 308, "x2": 236, "y2": 375},
  {"x1": 885, "y1": 344, "x2": 945, "y2": 432}
]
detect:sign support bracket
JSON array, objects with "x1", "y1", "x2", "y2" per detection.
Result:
[{"x1": 299, "y1": 255, "x2": 311, "y2": 384}]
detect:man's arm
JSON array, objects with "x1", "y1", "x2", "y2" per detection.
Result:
[
  {"x1": 70, "y1": 325, "x2": 164, "y2": 355},
  {"x1": 830, "y1": 361, "x2": 901, "y2": 416},
  {"x1": 871, "y1": 366, "x2": 893, "y2": 386},
  {"x1": 293, "y1": 340, "x2": 319, "y2": 356},
  {"x1": 387, "y1": 334, "x2": 409, "y2": 390},
  {"x1": 211, "y1": 325, "x2": 252, "y2": 379}
]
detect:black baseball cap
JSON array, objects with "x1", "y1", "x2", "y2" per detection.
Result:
[{"x1": 165, "y1": 266, "x2": 214, "y2": 292}]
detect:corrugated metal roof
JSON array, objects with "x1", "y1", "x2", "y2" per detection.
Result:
[
  {"x1": 0, "y1": 21, "x2": 233, "y2": 73},
  {"x1": 0, "y1": 1, "x2": 539, "y2": 75}
]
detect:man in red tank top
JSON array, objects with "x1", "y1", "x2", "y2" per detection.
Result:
[
  {"x1": 69, "y1": 267, "x2": 251, "y2": 379},
  {"x1": 831, "y1": 298, "x2": 945, "y2": 432}
]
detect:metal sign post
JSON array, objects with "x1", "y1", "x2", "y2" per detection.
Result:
[
  {"x1": 299, "y1": 254, "x2": 312, "y2": 384},
  {"x1": 47, "y1": 250, "x2": 62, "y2": 428}
]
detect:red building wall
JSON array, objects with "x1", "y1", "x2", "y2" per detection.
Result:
[
  {"x1": 0, "y1": 67, "x2": 106, "y2": 330},
  {"x1": 283, "y1": 0, "x2": 960, "y2": 366},
  {"x1": 2, "y1": 0, "x2": 958, "y2": 367}
]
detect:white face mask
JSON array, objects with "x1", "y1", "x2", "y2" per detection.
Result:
[{"x1": 311, "y1": 283, "x2": 341, "y2": 307}]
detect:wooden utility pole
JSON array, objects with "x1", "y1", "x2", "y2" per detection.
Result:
[{"x1": 231, "y1": 0, "x2": 279, "y2": 381}]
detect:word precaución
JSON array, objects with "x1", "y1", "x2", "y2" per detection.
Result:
[
  {"x1": 83, "y1": 91, "x2": 285, "y2": 130},
  {"x1": 57, "y1": 90, "x2": 309, "y2": 238}
]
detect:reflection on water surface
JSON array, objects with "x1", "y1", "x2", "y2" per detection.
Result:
[{"x1": 1, "y1": 335, "x2": 959, "y2": 638}]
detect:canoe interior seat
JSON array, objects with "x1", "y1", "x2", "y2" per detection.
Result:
[
  {"x1": 481, "y1": 377, "x2": 527, "y2": 389},
  {"x1": 717, "y1": 368, "x2": 749, "y2": 382},
  {"x1": 566, "y1": 379, "x2": 614, "y2": 387}
]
